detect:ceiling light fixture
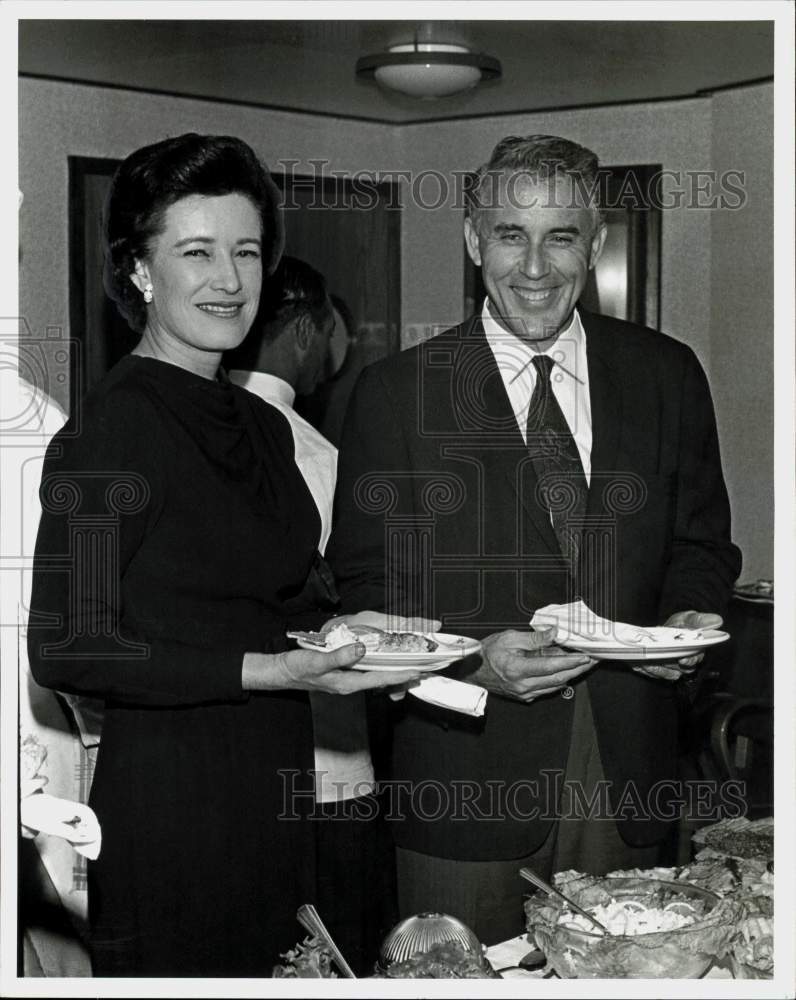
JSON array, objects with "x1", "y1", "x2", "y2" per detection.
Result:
[{"x1": 356, "y1": 41, "x2": 501, "y2": 100}]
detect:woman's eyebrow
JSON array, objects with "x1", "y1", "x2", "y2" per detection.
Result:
[
  {"x1": 172, "y1": 235, "x2": 262, "y2": 247},
  {"x1": 173, "y1": 235, "x2": 214, "y2": 247}
]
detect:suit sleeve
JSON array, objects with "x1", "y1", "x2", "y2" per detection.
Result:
[
  {"x1": 27, "y1": 388, "x2": 249, "y2": 707},
  {"x1": 656, "y1": 348, "x2": 742, "y2": 621},
  {"x1": 326, "y1": 364, "x2": 416, "y2": 616}
]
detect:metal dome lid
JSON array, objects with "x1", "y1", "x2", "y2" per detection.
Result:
[{"x1": 378, "y1": 912, "x2": 483, "y2": 970}]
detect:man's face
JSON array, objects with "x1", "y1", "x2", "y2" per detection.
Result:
[{"x1": 465, "y1": 173, "x2": 606, "y2": 346}]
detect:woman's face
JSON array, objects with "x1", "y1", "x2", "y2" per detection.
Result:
[{"x1": 132, "y1": 192, "x2": 263, "y2": 363}]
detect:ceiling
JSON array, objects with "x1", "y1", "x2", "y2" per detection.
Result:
[{"x1": 18, "y1": 18, "x2": 774, "y2": 124}]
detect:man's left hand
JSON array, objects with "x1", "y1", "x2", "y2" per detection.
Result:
[{"x1": 631, "y1": 610, "x2": 724, "y2": 681}]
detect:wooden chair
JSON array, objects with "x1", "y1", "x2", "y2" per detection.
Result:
[{"x1": 709, "y1": 696, "x2": 773, "y2": 819}]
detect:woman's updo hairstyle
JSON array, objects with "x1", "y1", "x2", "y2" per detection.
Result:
[{"x1": 103, "y1": 133, "x2": 284, "y2": 332}]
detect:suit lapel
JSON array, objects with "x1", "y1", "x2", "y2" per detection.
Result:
[
  {"x1": 452, "y1": 319, "x2": 561, "y2": 555},
  {"x1": 582, "y1": 312, "x2": 623, "y2": 517}
]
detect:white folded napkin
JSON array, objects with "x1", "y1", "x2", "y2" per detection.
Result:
[
  {"x1": 530, "y1": 600, "x2": 704, "y2": 645},
  {"x1": 20, "y1": 792, "x2": 102, "y2": 860},
  {"x1": 408, "y1": 675, "x2": 488, "y2": 717}
]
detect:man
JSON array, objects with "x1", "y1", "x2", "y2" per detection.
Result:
[
  {"x1": 226, "y1": 257, "x2": 395, "y2": 973},
  {"x1": 326, "y1": 135, "x2": 741, "y2": 943}
]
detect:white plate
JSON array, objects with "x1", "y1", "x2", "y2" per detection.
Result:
[
  {"x1": 296, "y1": 632, "x2": 482, "y2": 671},
  {"x1": 558, "y1": 630, "x2": 730, "y2": 661}
]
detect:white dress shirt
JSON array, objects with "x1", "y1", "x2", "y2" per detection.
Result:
[
  {"x1": 228, "y1": 369, "x2": 374, "y2": 802},
  {"x1": 481, "y1": 301, "x2": 593, "y2": 484},
  {"x1": 228, "y1": 370, "x2": 338, "y2": 553}
]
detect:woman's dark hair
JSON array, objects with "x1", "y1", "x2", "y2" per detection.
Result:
[{"x1": 103, "y1": 133, "x2": 284, "y2": 332}]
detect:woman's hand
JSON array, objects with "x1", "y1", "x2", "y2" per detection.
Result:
[{"x1": 241, "y1": 645, "x2": 422, "y2": 695}]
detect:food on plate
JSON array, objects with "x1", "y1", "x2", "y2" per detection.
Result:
[
  {"x1": 675, "y1": 856, "x2": 739, "y2": 896},
  {"x1": 272, "y1": 935, "x2": 338, "y2": 978},
  {"x1": 329, "y1": 624, "x2": 439, "y2": 653},
  {"x1": 290, "y1": 623, "x2": 439, "y2": 654},
  {"x1": 692, "y1": 816, "x2": 773, "y2": 862},
  {"x1": 368, "y1": 630, "x2": 437, "y2": 653},
  {"x1": 732, "y1": 897, "x2": 774, "y2": 978},
  {"x1": 686, "y1": 819, "x2": 774, "y2": 978},
  {"x1": 376, "y1": 940, "x2": 500, "y2": 978},
  {"x1": 526, "y1": 876, "x2": 740, "y2": 978}
]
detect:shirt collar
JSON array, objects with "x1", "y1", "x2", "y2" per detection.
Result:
[
  {"x1": 481, "y1": 300, "x2": 587, "y2": 386},
  {"x1": 226, "y1": 370, "x2": 296, "y2": 408}
]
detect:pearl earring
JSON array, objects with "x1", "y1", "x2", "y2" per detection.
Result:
[{"x1": 143, "y1": 283, "x2": 153, "y2": 304}]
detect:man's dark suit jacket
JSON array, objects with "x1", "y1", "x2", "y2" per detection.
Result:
[{"x1": 326, "y1": 310, "x2": 741, "y2": 861}]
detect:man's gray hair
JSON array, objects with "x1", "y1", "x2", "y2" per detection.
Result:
[{"x1": 466, "y1": 134, "x2": 603, "y2": 229}]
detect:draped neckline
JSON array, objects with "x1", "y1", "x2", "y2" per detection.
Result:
[{"x1": 116, "y1": 354, "x2": 294, "y2": 520}]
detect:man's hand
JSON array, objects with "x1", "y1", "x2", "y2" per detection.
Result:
[
  {"x1": 470, "y1": 627, "x2": 596, "y2": 703},
  {"x1": 632, "y1": 610, "x2": 724, "y2": 681}
]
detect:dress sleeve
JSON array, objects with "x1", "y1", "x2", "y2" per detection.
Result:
[
  {"x1": 656, "y1": 347, "x2": 743, "y2": 621},
  {"x1": 27, "y1": 386, "x2": 250, "y2": 707}
]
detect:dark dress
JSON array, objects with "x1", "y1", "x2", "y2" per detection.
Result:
[{"x1": 28, "y1": 356, "x2": 321, "y2": 976}]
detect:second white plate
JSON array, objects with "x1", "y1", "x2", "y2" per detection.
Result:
[{"x1": 558, "y1": 630, "x2": 730, "y2": 661}]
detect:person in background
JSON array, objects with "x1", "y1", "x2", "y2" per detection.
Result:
[
  {"x1": 27, "y1": 133, "x2": 421, "y2": 977},
  {"x1": 226, "y1": 257, "x2": 336, "y2": 552},
  {"x1": 298, "y1": 292, "x2": 360, "y2": 448},
  {"x1": 16, "y1": 189, "x2": 94, "y2": 974},
  {"x1": 326, "y1": 134, "x2": 741, "y2": 944},
  {"x1": 225, "y1": 256, "x2": 397, "y2": 975},
  {"x1": 325, "y1": 294, "x2": 358, "y2": 386}
]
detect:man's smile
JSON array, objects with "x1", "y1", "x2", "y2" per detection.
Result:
[{"x1": 511, "y1": 287, "x2": 557, "y2": 303}]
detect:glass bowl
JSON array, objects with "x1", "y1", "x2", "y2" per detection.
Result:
[
  {"x1": 377, "y1": 912, "x2": 496, "y2": 977},
  {"x1": 525, "y1": 876, "x2": 740, "y2": 979}
]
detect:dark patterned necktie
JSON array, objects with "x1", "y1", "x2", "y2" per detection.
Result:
[{"x1": 526, "y1": 354, "x2": 588, "y2": 567}]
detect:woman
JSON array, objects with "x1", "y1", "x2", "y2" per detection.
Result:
[{"x1": 27, "y1": 133, "x2": 420, "y2": 977}]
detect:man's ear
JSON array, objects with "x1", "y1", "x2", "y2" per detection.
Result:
[
  {"x1": 129, "y1": 259, "x2": 151, "y2": 294},
  {"x1": 464, "y1": 217, "x2": 483, "y2": 267},
  {"x1": 294, "y1": 312, "x2": 313, "y2": 353},
  {"x1": 589, "y1": 222, "x2": 608, "y2": 270}
]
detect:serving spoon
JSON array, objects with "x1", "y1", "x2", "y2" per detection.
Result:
[
  {"x1": 519, "y1": 867, "x2": 609, "y2": 935},
  {"x1": 296, "y1": 903, "x2": 357, "y2": 978}
]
